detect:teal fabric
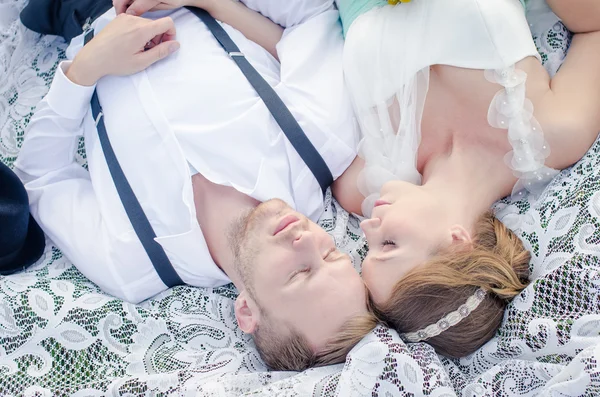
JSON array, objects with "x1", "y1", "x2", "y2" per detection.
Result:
[
  {"x1": 337, "y1": 0, "x2": 529, "y2": 37},
  {"x1": 337, "y1": 0, "x2": 387, "y2": 36}
]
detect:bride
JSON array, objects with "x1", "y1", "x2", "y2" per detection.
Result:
[{"x1": 331, "y1": 0, "x2": 600, "y2": 357}]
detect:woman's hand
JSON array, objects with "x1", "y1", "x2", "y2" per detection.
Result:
[
  {"x1": 66, "y1": 14, "x2": 180, "y2": 86},
  {"x1": 113, "y1": 0, "x2": 217, "y2": 16}
]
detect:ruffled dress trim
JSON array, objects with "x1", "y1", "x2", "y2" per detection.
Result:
[{"x1": 485, "y1": 66, "x2": 559, "y2": 199}]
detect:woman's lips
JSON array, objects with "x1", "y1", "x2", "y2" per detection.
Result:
[
  {"x1": 274, "y1": 214, "x2": 300, "y2": 236},
  {"x1": 374, "y1": 199, "x2": 390, "y2": 208}
]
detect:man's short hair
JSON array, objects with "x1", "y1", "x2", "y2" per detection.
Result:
[{"x1": 253, "y1": 311, "x2": 378, "y2": 371}]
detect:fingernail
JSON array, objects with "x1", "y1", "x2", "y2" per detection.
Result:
[
  {"x1": 126, "y1": 8, "x2": 136, "y2": 15},
  {"x1": 168, "y1": 42, "x2": 180, "y2": 53}
]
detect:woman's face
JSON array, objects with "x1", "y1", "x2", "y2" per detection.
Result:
[{"x1": 360, "y1": 181, "x2": 453, "y2": 305}]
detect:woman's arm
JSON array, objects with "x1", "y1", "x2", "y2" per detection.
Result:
[
  {"x1": 546, "y1": 30, "x2": 600, "y2": 163},
  {"x1": 332, "y1": 156, "x2": 366, "y2": 216},
  {"x1": 546, "y1": 0, "x2": 600, "y2": 33},
  {"x1": 530, "y1": 25, "x2": 600, "y2": 169},
  {"x1": 240, "y1": 0, "x2": 335, "y2": 30},
  {"x1": 206, "y1": 0, "x2": 283, "y2": 60}
]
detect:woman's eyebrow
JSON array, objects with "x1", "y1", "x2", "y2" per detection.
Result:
[{"x1": 372, "y1": 255, "x2": 391, "y2": 263}]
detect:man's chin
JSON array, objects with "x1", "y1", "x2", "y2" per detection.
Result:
[
  {"x1": 241, "y1": 199, "x2": 291, "y2": 239},
  {"x1": 256, "y1": 198, "x2": 292, "y2": 214},
  {"x1": 253, "y1": 199, "x2": 293, "y2": 225}
]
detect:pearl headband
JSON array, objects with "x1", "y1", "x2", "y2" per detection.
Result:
[{"x1": 401, "y1": 288, "x2": 487, "y2": 343}]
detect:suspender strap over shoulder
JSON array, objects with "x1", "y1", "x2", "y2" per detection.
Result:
[
  {"x1": 185, "y1": 6, "x2": 334, "y2": 195},
  {"x1": 91, "y1": 92, "x2": 185, "y2": 288},
  {"x1": 85, "y1": 8, "x2": 333, "y2": 289},
  {"x1": 87, "y1": 27, "x2": 184, "y2": 288}
]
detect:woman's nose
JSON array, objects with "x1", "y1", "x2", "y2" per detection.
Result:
[{"x1": 360, "y1": 217, "x2": 381, "y2": 234}]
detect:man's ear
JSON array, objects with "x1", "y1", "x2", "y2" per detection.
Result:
[
  {"x1": 450, "y1": 225, "x2": 473, "y2": 246},
  {"x1": 234, "y1": 290, "x2": 259, "y2": 334}
]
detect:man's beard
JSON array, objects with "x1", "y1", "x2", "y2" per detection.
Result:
[
  {"x1": 227, "y1": 199, "x2": 289, "y2": 295},
  {"x1": 228, "y1": 208, "x2": 257, "y2": 290}
]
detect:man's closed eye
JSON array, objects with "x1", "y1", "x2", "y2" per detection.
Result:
[{"x1": 290, "y1": 267, "x2": 310, "y2": 281}]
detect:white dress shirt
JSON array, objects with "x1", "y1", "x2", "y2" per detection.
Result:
[{"x1": 15, "y1": 3, "x2": 359, "y2": 303}]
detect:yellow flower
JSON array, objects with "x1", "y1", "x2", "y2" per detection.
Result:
[{"x1": 388, "y1": 0, "x2": 411, "y2": 4}]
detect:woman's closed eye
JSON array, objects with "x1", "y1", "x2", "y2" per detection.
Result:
[{"x1": 381, "y1": 240, "x2": 396, "y2": 251}]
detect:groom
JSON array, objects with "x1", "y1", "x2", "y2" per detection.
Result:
[{"x1": 14, "y1": 1, "x2": 374, "y2": 371}]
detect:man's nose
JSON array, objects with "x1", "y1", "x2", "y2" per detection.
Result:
[
  {"x1": 294, "y1": 230, "x2": 317, "y2": 249},
  {"x1": 294, "y1": 231, "x2": 323, "y2": 266}
]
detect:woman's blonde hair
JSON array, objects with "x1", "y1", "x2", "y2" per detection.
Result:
[{"x1": 374, "y1": 211, "x2": 531, "y2": 357}]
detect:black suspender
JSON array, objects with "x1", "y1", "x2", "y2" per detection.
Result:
[
  {"x1": 91, "y1": 91, "x2": 185, "y2": 287},
  {"x1": 85, "y1": 8, "x2": 333, "y2": 288},
  {"x1": 184, "y1": 7, "x2": 334, "y2": 194}
]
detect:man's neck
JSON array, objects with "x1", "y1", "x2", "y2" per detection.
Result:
[{"x1": 191, "y1": 173, "x2": 259, "y2": 288}]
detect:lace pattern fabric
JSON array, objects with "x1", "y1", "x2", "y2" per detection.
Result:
[{"x1": 2, "y1": 0, "x2": 600, "y2": 395}]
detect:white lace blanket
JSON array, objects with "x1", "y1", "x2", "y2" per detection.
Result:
[{"x1": 1, "y1": 0, "x2": 599, "y2": 395}]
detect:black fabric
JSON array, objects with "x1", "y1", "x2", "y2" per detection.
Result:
[
  {"x1": 0, "y1": 162, "x2": 45, "y2": 276},
  {"x1": 84, "y1": 28, "x2": 94, "y2": 45},
  {"x1": 20, "y1": 0, "x2": 112, "y2": 41},
  {"x1": 185, "y1": 6, "x2": 334, "y2": 195}
]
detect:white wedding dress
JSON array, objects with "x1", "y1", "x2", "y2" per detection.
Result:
[{"x1": 340, "y1": 0, "x2": 560, "y2": 216}]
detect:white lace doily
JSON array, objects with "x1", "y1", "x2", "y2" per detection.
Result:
[{"x1": 2, "y1": 1, "x2": 599, "y2": 396}]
